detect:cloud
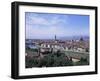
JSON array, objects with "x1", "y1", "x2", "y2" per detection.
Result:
[
  {"x1": 26, "y1": 12, "x2": 69, "y2": 26},
  {"x1": 25, "y1": 12, "x2": 89, "y2": 39},
  {"x1": 26, "y1": 24, "x2": 67, "y2": 39},
  {"x1": 25, "y1": 12, "x2": 70, "y2": 39},
  {"x1": 26, "y1": 15, "x2": 49, "y2": 26}
]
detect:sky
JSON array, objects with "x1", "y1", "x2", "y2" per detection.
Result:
[{"x1": 25, "y1": 12, "x2": 89, "y2": 39}]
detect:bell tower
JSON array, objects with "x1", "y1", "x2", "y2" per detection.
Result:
[
  {"x1": 54, "y1": 35, "x2": 57, "y2": 43},
  {"x1": 55, "y1": 35, "x2": 56, "y2": 41}
]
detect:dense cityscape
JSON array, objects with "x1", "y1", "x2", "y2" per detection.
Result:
[{"x1": 25, "y1": 35, "x2": 89, "y2": 68}]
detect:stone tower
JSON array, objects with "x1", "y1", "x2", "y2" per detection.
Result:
[
  {"x1": 55, "y1": 35, "x2": 56, "y2": 41},
  {"x1": 55, "y1": 35, "x2": 57, "y2": 43}
]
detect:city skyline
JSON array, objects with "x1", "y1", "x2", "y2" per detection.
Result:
[{"x1": 25, "y1": 12, "x2": 89, "y2": 39}]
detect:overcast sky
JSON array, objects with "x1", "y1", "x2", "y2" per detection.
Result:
[{"x1": 25, "y1": 12, "x2": 89, "y2": 39}]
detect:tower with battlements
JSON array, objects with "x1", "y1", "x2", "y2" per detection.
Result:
[
  {"x1": 54, "y1": 35, "x2": 57, "y2": 43},
  {"x1": 55, "y1": 35, "x2": 56, "y2": 41}
]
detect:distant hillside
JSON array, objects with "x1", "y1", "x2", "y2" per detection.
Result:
[
  {"x1": 26, "y1": 36, "x2": 89, "y2": 41},
  {"x1": 58, "y1": 36, "x2": 89, "y2": 40}
]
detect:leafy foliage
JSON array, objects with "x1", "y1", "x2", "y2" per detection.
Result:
[
  {"x1": 26, "y1": 50, "x2": 74, "y2": 68},
  {"x1": 26, "y1": 47, "x2": 38, "y2": 52},
  {"x1": 75, "y1": 57, "x2": 89, "y2": 65}
]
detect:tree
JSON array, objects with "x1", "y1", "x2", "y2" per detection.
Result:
[
  {"x1": 76, "y1": 57, "x2": 89, "y2": 65},
  {"x1": 26, "y1": 52, "x2": 74, "y2": 68}
]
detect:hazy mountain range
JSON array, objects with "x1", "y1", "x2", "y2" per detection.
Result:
[
  {"x1": 58, "y1": 36, "x2": 89, "y2": 40},
  {"x1": 26, "y1": 36, "x2": 89, "y2": 41}
]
